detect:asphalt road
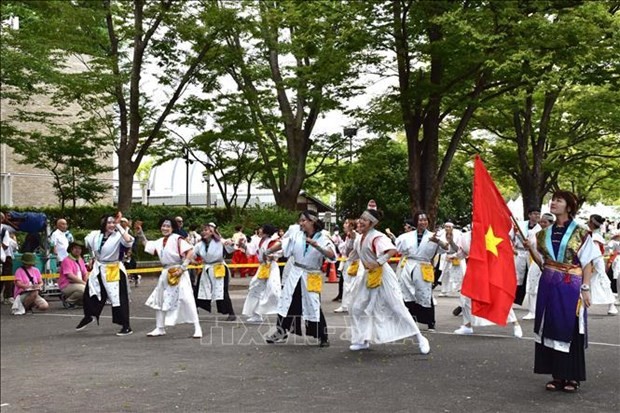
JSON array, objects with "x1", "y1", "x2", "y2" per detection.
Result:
[{"x1": 1, "y1": 275, "x2": 619, "y2": 413}]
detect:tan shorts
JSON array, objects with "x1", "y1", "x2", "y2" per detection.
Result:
[{"x1": 20, "y1": 292, "x2": 48, "y2": 308}]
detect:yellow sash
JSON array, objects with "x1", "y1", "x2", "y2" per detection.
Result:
[
  {"x1": 213, "y1": 263, "x2": 226, "y2": 279},
  {"x1": 400, "y1": 257, "x2": 408, "y2": 268},
  {"x1": 420, "y1": 263, "x2": 434, "y2": 283},
  {"x1": 105, "y1": 263, "x2": 120, "y2": 282},
  {"x1": 347, "y1": 260, "x2": 359, "y2": 276},
  {"x1": 307, "y1": 272, "x2": 323, "y2": 293},
  {"x1": 167, "y1": 266, "x2": 182, "y2": 286},
  {"x1": 367, "y1": 267, "x2": 383, "y2": 289},
  {"x1": 450, "y1": 258, "x2": 461, "y2": 266},
  {"x1": 256, "y1": 264, "x2": 270, "y2": 280}
]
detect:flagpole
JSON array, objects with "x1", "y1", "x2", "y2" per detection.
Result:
[{"x1": 509, "y1": 214, "x2": 543, "y2": 270}]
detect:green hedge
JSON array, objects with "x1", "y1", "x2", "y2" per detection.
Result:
[
  {"x1": 3, "y1": 204, "x2": 299, "y2": 262},
  {"x1": 1, "y1": 204, "x2": 299, "y2": 237}
]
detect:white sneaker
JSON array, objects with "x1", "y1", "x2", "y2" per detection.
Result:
[
  {"x1": 438, "y1": 292, "x2": 448, "y2": 297},
  {"x1": 522, "y1": 312, "x2": 535, "y2": 320},
  {"x1": 333, "y1": 306, "x2": 348, "y2": 313},
  {"x1": 513, "y1": 324, "x2": 523, "y2": 338},
  {"x1": 349, "y1": 342, "x2": 370, "y2": 351},
  {"x1": 608, "y1": 304, "x2": 618, "y2": 315},
  {"x1": 246, "y1": 315, "x2": 264, "y2": 324},
  {"x1": 418, "y1": 336, "x2": 430, "y2": 354},
  {"x1": 147, "y1": 327, "x2": 166, "y2": 337},
  {"x1": 454, "y1": 325, "x2": 474, "y2": 335},
  {"x1": 192, "y1": 329, "x2": 203, "y2": 339}
]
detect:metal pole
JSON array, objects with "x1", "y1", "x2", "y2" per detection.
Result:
[{"x1": 185, "y1": 148, "x2": 190, "y2": 207}]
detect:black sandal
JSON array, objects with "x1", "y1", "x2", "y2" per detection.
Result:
[
  {"x1": 545, "y1": 380, "x2": 565, "y2": 391},
  {"x1": 563, "y1": 380, "x2": 580, "y2": 393}
]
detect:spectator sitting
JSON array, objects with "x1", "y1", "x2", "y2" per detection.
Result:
[
  {"x1": 12, "y1": 252, "x2": 49, "y2": 315},
  {"x1": 59, "y1": 241, "x2": 89, "y2": 308}
]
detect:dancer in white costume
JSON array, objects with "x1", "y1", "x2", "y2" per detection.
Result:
[
  {"x1": 140, "y1": 218, "x2": 202, "y2": 338},
  {"x1": 398, "y1": 211, "x2": 448, "y2": 330},
  {"x1": 76, "y1": 213, "x2": 134, "y2": 336},
  {"x1": 522, "y1": 213, "x2": 555, "y2": 320},
  {"x1": 334, "y1": 218, "x2": 363, "y2": 313},
  {"x1": 242, "y1": 224, "x2": 281, "y2": 323},
  {"x1": 264, "y1": 210, "x2": 335, "y2": 347},
  {"x1": 193, "y1": 223, "x2": 237, "y2": 321},
  {"x1": 347, "y1": 207, "x2": 430, "y2": 353},
  {"x1": 437, "y1": 222, "x2": 466, "y2": 297},
  {"x1": 587, "y1": 215, "x2": 618, "y2": 315},
  {"x1": 511, "y1": 208, "x2": 541, "y2": 306}
]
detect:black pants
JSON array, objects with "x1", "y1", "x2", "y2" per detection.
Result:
[
  {"x1": 405, "y1": 300, "x2": 435, "y2": 329},
  {"x1": 1, "y1": 257, "x2": 14, "y2": 299},
  {"x1": 83, "y1": 271, "x2": 130, "y2": 328},
  {"x1": 277, "y1": 279, "x2": 328, "y2": 341},
  {"x1": 193, "y1": 267, "x2": 235, "y2": 315}
]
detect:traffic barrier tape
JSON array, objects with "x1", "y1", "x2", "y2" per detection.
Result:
[{"x1": 0, "y1": 257, "x2": 402, "y2": 281}]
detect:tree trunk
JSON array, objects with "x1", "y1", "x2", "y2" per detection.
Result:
[{"x1": 116, "y1": 156, "x2": 137, "y2": 213}]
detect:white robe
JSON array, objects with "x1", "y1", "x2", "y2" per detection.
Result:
[
  {"x1": 348, "y1": 229, "x2": 421, "y2": 344},
  {"x1": 511, "y1": 221, "x2": 541, "y2": 285},
  {"x1": 84, "y1": 229, "x2": 134, "y2": 307},
  {"x1": 242, "y1": 234, "x2": 282, "y2": 316},
  {"x1": 277, "y1": 229, "x2": 336, "y2": 323},
  {"x1": 590, "y1": 232, "x2": 615, "y2": 305},
  {"x1": 144, "y1": 234, "x2": 199, "y2": 326},
  {"x1": 438, "y1": 230, "x2": 466, "y2": 294},
  {"x1": 396, "y1": 230, "x2": 445, "y2": 307},
  {"x1": 193, "y1": 239, "x2": 233, "y2": 301},
  {"x1": 339, "y1": 233, "x2": 363, "y2": 310}
]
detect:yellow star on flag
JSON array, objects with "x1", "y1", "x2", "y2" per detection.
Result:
[{"x1": 485, "y1": 225, "x2": 503, "y2": 257}]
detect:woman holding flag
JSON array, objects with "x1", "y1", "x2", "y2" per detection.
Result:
[{"x1": 528, "y1": 190, "x2": 600, "y2": 393}]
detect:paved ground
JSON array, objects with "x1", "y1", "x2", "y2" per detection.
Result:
[{"x1": 1, "y1": 275, "x2": 619, "y2": 413}]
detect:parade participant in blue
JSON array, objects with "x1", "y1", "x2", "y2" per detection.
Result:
[
  {"x1": 527, "y1": 191, "x2": 600, "y2": 393},
  {"x1": 76, "y1": 213, "x2": 135, "y2": 336},
  {"x1": 140, "y1": 218, "x2": 202, "y2": 338},
  {"x1": 263, "y1": 210, "x2": 336, "y2": 347},
  {"x1": 193, "y1": 223, "x2": 237, "y2": 321},
  {"x1": 242, "y1": 224, "x2": 282, "y2": 323},
  {"x1": 347, "y1": 206, "x2": 431, "y2": 353}
]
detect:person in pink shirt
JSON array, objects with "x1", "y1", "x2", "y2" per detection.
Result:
[
  {"x1": 59, "y1": 241, "x2": 89, "y2": 308},
  {"x1": 13, "y1": 252, "x2": 49, "y2": 313}
]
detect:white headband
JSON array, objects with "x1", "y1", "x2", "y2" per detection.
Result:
[
  {"x1": 361, "y1": 211, "x2": 379, "y2": 225},
  {"x1": 302, "y1": 212, "x2": 318, "y2": 222}
]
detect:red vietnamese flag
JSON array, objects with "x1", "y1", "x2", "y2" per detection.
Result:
[{"x1": 461, "y1": 155, "x2": 516, "y2": 326}]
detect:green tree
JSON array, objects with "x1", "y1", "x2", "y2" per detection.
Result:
[
  {"x1": 5, "y1": 119, "x2": 113, "y2": 217},
  {"x1": 337, "y1": 138, "x2": 409, "y2": 231},
  {"x1": 467, "y1": 3, "x2": 620, "y2": 216},
  {"x1": 1, "y1": 0, "x2": 224, "y2": 212},
  {"x1": 201, "y1": 0, "x2": 375, "y2": 210}
]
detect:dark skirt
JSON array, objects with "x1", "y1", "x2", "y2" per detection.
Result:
[
  {"x1": 83, "y1": 270, "x2": 130, "y2": 328},
  {"x1": 534, "y1": 318, "x2": 586, "y2": 382},
  {"x1": 276, "y1": 278, "x2": 328, "y2": 340},
  {"x1": 405, "y1": 300, "x2": 435, "y2": 328},
  {"x1": 193, "y1": 266, "x2": 235, "y2": 315},
  {"x1": 514, "y1": 281, "x2": 527, "y2": 305}
]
